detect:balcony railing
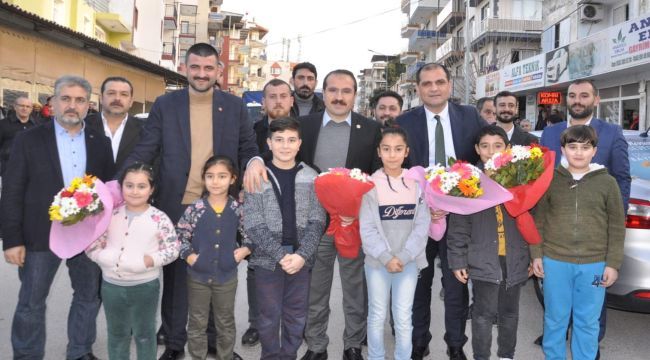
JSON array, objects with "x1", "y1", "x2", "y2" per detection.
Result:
[
  {"x1": 472, "y1": 18, "x2": 543, "y2": 42},
  {"x1": 437, "y1": 0, "x2": 465, "y2": 33},
  {"x1": 409, "y1": 29, "x2": 447, "y2": 52},
  {"x1": 406, "y1": 61, "x2": 426, "y2": 80},
  {"x1": 436, "y1": 37, "x2": 464, "y2": 62},
  {"x1": 162, "y1": 42, "x2": 176, "y2": 62},
  {"x1": 400, "y1": 51, "x2": 420, "y2": 65},
  {"x1": 401, "y1": 24, "x2": 419, "y2": 38},
  {"x1": 164, "y1": 4, "x2": 177, "y2": 30}
]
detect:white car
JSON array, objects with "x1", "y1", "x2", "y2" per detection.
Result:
[{"x1": 546, "y1": 48, "x2": 568, "y2": 83}]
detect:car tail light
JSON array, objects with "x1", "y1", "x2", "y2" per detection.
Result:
[
  {"x1": 632, "y1": 291, "x2": 650, "y2": 300},
  {"x1": 626, "y1": 198, "x2": 650, "y2": 229}
]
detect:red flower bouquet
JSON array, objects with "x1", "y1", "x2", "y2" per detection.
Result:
[
  {"x1": 485, "y1": 144, "x2": 556, "y2": 244},
  {"x1": 314, "y1": 168, "x2": 375, "y2": 258}
]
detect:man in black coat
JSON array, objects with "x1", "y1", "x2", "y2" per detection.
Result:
[
  {"x1": 85, "y1": 76, "x2": 144, "y2": 173},
  {"x1": 493, "y1": 91, "x2": 538, "y2": 146},
  {"x1": 0, "y1": 96, "x2": 40, "y2": 175},
  {"x1": 1, "y1": 75, "x2": 114, "y2": 360},
  {"x1": 290, "y1": 62, "x2": 325, "y2": 118},
  {"x1": 396, "y1": 63, "x2": 487, "y2": 360}
]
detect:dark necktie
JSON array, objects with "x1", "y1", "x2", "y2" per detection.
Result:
[{"x1": 434, "y1": 114, "x2": 446, "y2": 166}]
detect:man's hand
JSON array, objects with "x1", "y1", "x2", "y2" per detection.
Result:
[
  {"x1": 279, "y1": 254, "x2": 306, "y2": 274},
  {"x1": 243, "y1": 158, "x2": 268, "y2": 193},
  {"x1": 453, "y1": 268, "x2": 469, "y2": 284},
  {"x1": 430, "y1": 209, "x2": 448, "y2": 222},
  {"x1": 339, "y1": 216, "x2": 355, "y2": 227},
  {"x1": 143, "y1": 255, "x2": 154, "y2": 268},
  {"x1": 186, "y1": 253, "x2": 198, "y2": 266},
  {"x1": 234, "y1": 247, "x2": 251, "y2": 263},
  {"x1": 601, "y1": 266, "x2": 619, "y2": 287},
  {"x1": 532, "y1": 258, "x2": 544, "y2": 278},
  {"x1": 386, "y1": 257, "x2": 403, "y2": 273},
  {"x1": 4, "y1": 246, "x2": 26, "y2": 267}
]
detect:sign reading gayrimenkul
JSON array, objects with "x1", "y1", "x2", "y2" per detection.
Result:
[{"x1": 610, "y1": 15, "x2": 650, "y2": 70}]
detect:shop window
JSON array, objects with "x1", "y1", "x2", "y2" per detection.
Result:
[
  {"x1": 599, "y1": 101, "x2": 620, "y2": 124},
  {"x1": 622, "y1": 83, "x2": 638, "y2": 97}
]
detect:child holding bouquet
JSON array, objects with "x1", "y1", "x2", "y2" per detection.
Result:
[
  {"x1": 446, "y1": 125, "x2": 531, "y2": 360},
  {"x1": 177, "y1": 155, "x2": 253, "y2": 360},
  {"x1": 359, "y1": 127, "x2": 430, "y2": 360},
  {"x1": 86, "y1": 163, "x2": 180, "y2": 360}
]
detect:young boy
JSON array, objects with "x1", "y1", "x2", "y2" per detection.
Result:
[
  {"x1": 447, "y1": 125, "x2": 531, "y2": 360},
  {"x1": 242, "y1": 117, "x2": 326, "y2": 359},
  {"x1": 531, "y1": 125, "x2": 625, "y2": 360}
]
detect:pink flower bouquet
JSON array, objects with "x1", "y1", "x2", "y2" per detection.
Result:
[{"x1": 406, "y1": 162, "x2": 513, "y2": 240}]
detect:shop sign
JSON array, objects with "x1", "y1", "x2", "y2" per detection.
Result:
[
  {"x1": 537, "y1": 91, "x2": 562, "y2": 105},
  {"x1": 501, "y1": 54, "x2": 545, "y2": 92},
  {"x1": 610, "y1": 15, "x2": 650, "y2": 70}
]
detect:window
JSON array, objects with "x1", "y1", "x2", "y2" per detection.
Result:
[
  {"x1": 511, "y1": 50, "x2": 520, "y2": 64},
  {"x1": 554, "y1": 23, "x2": 561, "y2": 49},
  {"x1": 479, "y1": 53, "x2": 487, "y2": 72},
  {"x1": 181, "y1": 21, "x2": 189, "y2": 34},
  {"x1": 179, "y1": 50, "x2": 187, "y2": 63},
  {"x1": 271, "y1": 67, "x2": 281, "y2": 75},
  {"x1": 481, "y1": 5, "x2": 490, "y2": 21},
  {"x1": 613, "y1": 4, "x2": 629, "y2": 25}
]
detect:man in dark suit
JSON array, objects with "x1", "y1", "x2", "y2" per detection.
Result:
[
  {"x1": 493, "y1": 91, "x2": 538, "y2": 146},
  {"x1": 396, "y1": 63, "x2": 486, "y2": 360},
  {"x1": 123, "y1": 43, "x2": 260, "y2": 360},
  {"x1": 540, "y1": 79, "x2": 630, "y2": 359},
  {"x1": 1, "y1": 75, "x2": 114, "y2": 360},
  {"x1": 298, "y1": 69, "x2": 381, "y2": 360},
  {"x1": 85, "y1": 76, "x2": 144, "y2": 172}
]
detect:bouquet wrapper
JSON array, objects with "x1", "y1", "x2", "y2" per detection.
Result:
[
  {"x1": 314, "y1": 173, "x2": 375, "y2": 259},
  {"x1": 406, "y1": 167, "x2": 514, "y2": 240},
  {"x1": 49, "y1": 180, "x2": 123, "y2": 259},
  {"x1": 502, "y1": 151, "x2": 556, "y2": 245}
]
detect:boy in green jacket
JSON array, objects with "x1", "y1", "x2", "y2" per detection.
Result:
[{"x1": 531, "y1": 125, "x2": 625, "y2": 360}]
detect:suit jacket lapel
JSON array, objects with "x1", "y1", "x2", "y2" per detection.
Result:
[
  {"x1": 302, "y1": 113, "x2": 322, "y2": 165},
  {"x1": 177, "y1": 89, "x2": 191, "y2": 155},
  {"x1": 346, "y1": 114, "x2": 361, "y2": 168},
  {"x1": 212, "y1": 91, "x2": 226, "y2": 155},
  {"x1": 43, "y1": 122, "x2": 64, "y2": 186},
  {"x1": 410, "y1": 107, "x2": 429, "y2": 166},
  {"x1": 116, "y1": 117, "x2": 139, "y2": 163},
  {"x1": 448, "y1": 103, "x2": 462, "y2": 156}
]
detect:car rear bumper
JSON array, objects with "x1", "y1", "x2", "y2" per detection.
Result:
[{"x1": 607, "y1": 291, "x2": 650, "y2": 313}]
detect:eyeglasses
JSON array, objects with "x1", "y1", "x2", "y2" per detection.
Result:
[{"x1": 15, "y1": 104, "x2": 33, "y2": 109}]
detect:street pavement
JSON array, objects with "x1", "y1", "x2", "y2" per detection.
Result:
[{"x1": 0, "y1": 256, "x2": 649, "y2": 359}]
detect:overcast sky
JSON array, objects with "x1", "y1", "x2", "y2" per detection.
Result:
[{"x1": 222, "y1": 0, "x2": 405, "y2": 88}]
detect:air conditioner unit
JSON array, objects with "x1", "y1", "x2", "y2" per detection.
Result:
[{"x1": 579, "y1": 4, "x2": 604, "y2": 23}]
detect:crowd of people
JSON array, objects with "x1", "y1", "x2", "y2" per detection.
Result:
[{"x1": 0, "y1": 41, "x2": 631, "y2": 360}]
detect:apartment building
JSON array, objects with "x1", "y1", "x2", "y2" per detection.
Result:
[
  {"x1": 162, "y1": 0, "x2": 211, "y2": 71},
  {"x1": 476, "y1": 1, "x2": 650, "y2": 130}
]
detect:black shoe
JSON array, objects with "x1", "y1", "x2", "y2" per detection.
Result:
[
  {"x1": 343, "y1": 347, "x2": 363, "y2": 360},
  {"x1": 241, "y1": 327, "x2": 260, "y2": 346},
  {"x1": 411, "y1": 346, "x2": 430, "y2": 360},
  {"x1": 74, "y1": 354, "x2": 99, "y2": 360},
  {"x1": 158, "y1": 348, "x2": 184, "y2": 360},
  {"x1": 233, "y1": 352, "x2": 243, "y2": 360},
  {"x1": 300, "y1": 350, "x2": 328, "y2": 360},
  {"x1": 447, "y1": 346, "x2": 467, "y2": 360}
]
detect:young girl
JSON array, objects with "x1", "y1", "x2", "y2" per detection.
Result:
[
  {"x1": 86, "y1": 163, "x2": 180, "y2": 360},
  {"x1": 359, "y1": 127, "x2": 430, "y2": 360},
  {"x1": 177, "y1": 155, "x2": 252, "y2": 360}
]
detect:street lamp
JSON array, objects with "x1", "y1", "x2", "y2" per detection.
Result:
[{"x1": 368, "y1": 49, "x2": 389, "y2": 91}]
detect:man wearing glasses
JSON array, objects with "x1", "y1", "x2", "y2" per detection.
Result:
[{"x1": 0, "y1": 96, "x2": 40, "y2": 175}]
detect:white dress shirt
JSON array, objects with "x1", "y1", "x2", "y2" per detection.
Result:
[
  {"x1": 101, "y1": 113, "x2": 128, "y2": 162},
  {"x1": 425, "y1": 104, "x2": 456, "y2": 166}
]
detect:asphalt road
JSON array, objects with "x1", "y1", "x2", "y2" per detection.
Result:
[{"x1": 0, "y1": 257, "x2": 648, "y2": 359}]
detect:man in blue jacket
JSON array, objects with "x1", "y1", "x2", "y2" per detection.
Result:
[
  {"x1": 396, "y1": 63, "x2": 487, "y2": 360},
  {"x1": 540, "y1": 79, "x2": 631, "y2": 359}
]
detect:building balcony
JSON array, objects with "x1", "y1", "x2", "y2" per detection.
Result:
[
  {"x1": 405, "y1": 0, "x2": 446, "y2": 24},
  {"x1": 162, "y1": 42, "x2": 176, "y2": 62},
  {"x1": 164, "y1": 4, "x2": 177, "y2": 30},
  {"x1": 408, "y1": 29, "x2": 447, "y2": 52},
  {"x1": 437, "y1": 0, "x2": 465, "y2": 34},
  {"x1": 398, "y1": 72, "x2": 416, "y2": 89},
  {"x1": 180, "y1": 24, "x2": 196, "y2": 38},
  {"x1": 471, "y1": 18, "x2": 543, "y2": 48},
  {"x1": 436, "y1": 37, "x2": 464, "y2": 64},
  {"x1": 406, "y1": 61, "x2": 426, "y2": 80},
  {"x1": 400, "y1": 51, "x2": 420, "y2": 65},
  {"x1": 401, "y1": 24, "x2": 419, "y2": 38},
  {"x1": 95, "y1": 12, "x2": 131, "y2": 34},
  {"x1": 248, "y1": 56, "x2": 266, "y2": 65},
  {"x1": 401, "y1": 0, "x2": 410, "y2": 15}
]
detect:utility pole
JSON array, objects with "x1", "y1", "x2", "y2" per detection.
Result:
[{"x1": 463, "y1": 0, "x2": 471, "y2": 104}]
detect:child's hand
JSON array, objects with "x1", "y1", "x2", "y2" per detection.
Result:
[
  {"x1": 234, "y1": 247, "x2": 251, "y2": 263},
  {"x1": 532, "y1": 258, "x2": 544, "y2": 278},
  {"x1": 386, "y1": 257, "x2": 403, "y2": 273},
  {"x1": 601, "y1": 267, "x2": 618, "y2": 287},
  {"x1": 280, "y1": 254, "x2": 305, "y2": 274},
  {"x1": 186, "y1": 253, "x2": 198, "y2": 266},
  {"x1": 143, "y1": 255, "x2": 154, "y2": 268},
  {"x1": 453, "y1": 269, "x2": 469, "y2": 284}
]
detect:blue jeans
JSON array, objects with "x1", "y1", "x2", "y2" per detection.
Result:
[
  {"x1": 365, "y1": 262, "x2": 418, "y2": 360},
  {"x1": 12, "y1": 250, "x2": 101, "y2": 360},
  {"x1": 542, "y1": 257, "x2": 605, "y2": 360},
  {"x1": 255, "y1": 266, "x2": 311, "y2": 359},
  {"x1": 101, "y1": 279, "x2": 160, "y2": 360}
]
